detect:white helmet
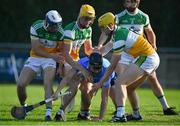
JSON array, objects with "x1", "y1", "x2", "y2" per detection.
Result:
[{"x1": 46, "y1": 10, "x2": 62, "y2": 26}]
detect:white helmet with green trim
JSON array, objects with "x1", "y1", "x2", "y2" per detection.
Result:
[{"x1": 45, "y1": 10, "x2": 62, "y2": 32}]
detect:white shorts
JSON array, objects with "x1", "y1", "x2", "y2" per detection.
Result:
[
  {"x1": 24, "y1": 57, "x2": 56, "y2": 73},
  {"x1": 119, "y1": 52, "x2": 134, "y2": 65},
  {"x1": 133, "y1": 52, "x2": 160, "y2": 74}
]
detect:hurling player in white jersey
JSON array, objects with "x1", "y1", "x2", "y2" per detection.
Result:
[
  {"x1": 93, "y1": 12, "x2": 160, "y2": 122},
  {"x1": 117, "y1": 0, "x2": 178, "y2": 118},
  {"x1": 54, "y1": 4, "x2": 97, "y2": 121},
  {"x1": 16, "y1": 10, "x2": 64, "y2": 121},
  {"x1": 98, "y1": 0, "x2": 178, "y2": 120}
]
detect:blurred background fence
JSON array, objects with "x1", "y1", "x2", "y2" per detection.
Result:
[{"x1": 0, "y1": 43, "x2": 180, "y2": 88}]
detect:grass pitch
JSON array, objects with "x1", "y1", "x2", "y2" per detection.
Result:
[{"x1": 0, "y1": 84, "x2": 180, "y2": 126}]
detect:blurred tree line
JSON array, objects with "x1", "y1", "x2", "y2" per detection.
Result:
[{"x1": 0, "y1": 0, "x2": 180, "y2": 47}]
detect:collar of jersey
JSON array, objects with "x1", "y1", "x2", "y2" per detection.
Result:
[{"x1": 125, "y1": 8, "x2": 139, "y2": 16}]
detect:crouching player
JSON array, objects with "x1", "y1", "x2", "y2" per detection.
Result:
[{"x1": 52, "y1": 52, "x2": 116, "y2": 121}]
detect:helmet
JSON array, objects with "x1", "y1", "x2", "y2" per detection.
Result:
[
  {"x1": 98, "y1": 12, "x2": 115, "y2": 28},
  {"x1": 45, "y1": 10, "x2": 62, "y2": 27},
  {"x1": 79, "y1": 4, "x2": 95, "y2": 18},
  {"x1": 89, "y1": 52, "x2": 103, "y2": 70}
]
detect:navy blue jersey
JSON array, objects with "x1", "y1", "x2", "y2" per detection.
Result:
[{"x1": 78, "y1": 57, "x2": 115, "y2": 88}]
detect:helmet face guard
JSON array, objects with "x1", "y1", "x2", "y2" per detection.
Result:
[
  {"x1": 45, "y1": 10, "x2": 62, "y2": 32},
  {"x1": 46, "y1": 16, "x2": 62, "y2": 26},
  {"x1": 89, "y1": 53, "x2": 103, "y2": 74},
  {"x1": 89, "y1": 63, "x2": 102, "y2": 74},
  {"x1": 89, "y1": 62, "x2": 102, "y2": 69},
  {"x1": 46, "y1": 16, "x2": 62, "y2": 32}
]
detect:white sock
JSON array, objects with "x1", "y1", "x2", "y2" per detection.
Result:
[
  {"x1": 45, "y1": 108, "x2": 52, "y2": 116},
  {"x1": 158, "y1": 96, "x2": 169, "y2": 110},
  {"x1": 57, "y1": 109, "x2": 64, "y2": 115},
  {"x1": 23, "y1": 103, "x2": 28, "y2": 107},
  {"x1": 116, "y1": 106, "x2": 125, "y2": 117}
]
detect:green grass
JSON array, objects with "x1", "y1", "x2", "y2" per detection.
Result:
[{"x1": 0, "y1": 84, "x2": 180, "y2": 126}]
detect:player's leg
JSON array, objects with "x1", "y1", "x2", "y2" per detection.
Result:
[
  {"x1": 78, "y1": 81, "x2": 93, "y2": 120},
  {"x1": 147, "y1": 71, "x2": 178, "y2": 115},
  {"x1": 111, "y1": 52, "x2": 134, "y2": 115},
  {"x1": 63, "y1": 62, "x2": 76, "y2": 113},
  {"x1": 43, "y1": 66, "x2": 56, "y2": 121},
  {"x1": 113, "y1": 63, "x2": 128, "y2": 114},
  {"x1": 126, "y1": 53, "x2": 161, "y2": 120},
  {"x1": 56, "y1": 62, "x2": 76, "y2": 113},
  {"x1": 17, "y1": 67, "x2": 36, "y2": 106},
  {"x1": 112, "y1": 63, "x2": 146, "y2": 122},
  {"x1": 114, "y1": 54, "x2": 146, "y2": 120},
  {"x1": 126, "y1": 75, "x2": 147, "y2": 120},
  {"x1": 17, "y1": 58, "x2": 39, "y2": 106},
  {"x1": 54, "y1": 74, "x2": 81, "y2": 121},
  {"x1": 116, "y1": 52, "x2": 144, "y2": 118},
  {"x1": 42, "y1": 58, "x2": 58, "y2": 121},
  {"x1": 62, "y1": 77, "x2": 80, "y2": 108},
  {"x1": 112, "y1": 53, "x2": 161, "y2": 122}
]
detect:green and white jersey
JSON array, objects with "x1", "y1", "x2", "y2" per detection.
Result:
[
  {"x1": 30, "y1": 20, "x2": 64, "y2": 57},
  {"x1": 112, "y1": 26, "x2": 155, "y2": 57},
  {"x1": 112, "y1": 26, "x2": 129, "y2": 54},
  {"x1": 115, "y1": 9, "x2": 150, "y2": 34},
  {"x1": 63, "y1": 21, "x2": 92, "y2": 60}
]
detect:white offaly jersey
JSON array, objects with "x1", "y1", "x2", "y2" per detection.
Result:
[{"x1": 115, "y1": 9, "x2": 150, "y2": 34}]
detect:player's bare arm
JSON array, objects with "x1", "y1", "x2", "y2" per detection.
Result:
[
  {"x1": 99, "y1": 41, "x2": 113, "y2": 56},
  {"x1": 31, "y1": 39, "x2": 64, "y2": 63},
  {"x1": 52, "y1": 68, "x2": 77, "y2": 98},
  {"x1": 145, "y1": 24, "x2": 157, "y2": 50},
  {"x1": 98, "y1": 32, "x2": 109, "y2": 47},
  {"x1": 84, "y1": 40, "x2": 94, "y2": 56},
  {"x1": 63, "y1": 41, "x2": 93, "y2": 82}
]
